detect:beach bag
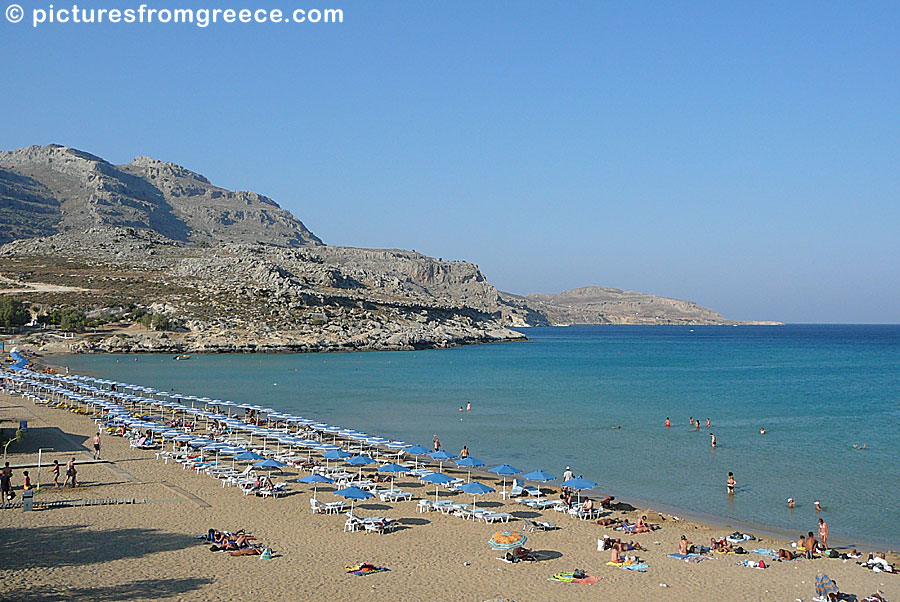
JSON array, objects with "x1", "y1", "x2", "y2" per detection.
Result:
[{"x1": 573, "y1": 569, "x2": 586, "y2": 579}]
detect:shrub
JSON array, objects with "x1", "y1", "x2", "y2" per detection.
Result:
[{"x1": 0, "y1": 297, "x2": 30, "y2": 327}]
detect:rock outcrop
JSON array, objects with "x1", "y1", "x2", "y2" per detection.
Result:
[{"x1": 0, "y1": 144, "x2": 772, "y2": 356}]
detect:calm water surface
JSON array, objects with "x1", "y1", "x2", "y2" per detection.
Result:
[{"x1": 60, "y1": 325, "x2": 900, "y2": 547}]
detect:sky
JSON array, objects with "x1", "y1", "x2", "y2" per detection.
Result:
[{"x1": 3, "y1": 1, "x2": 899, "y2": 323}]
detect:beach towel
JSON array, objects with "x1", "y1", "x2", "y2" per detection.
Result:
[
  {"x1": 667, "y1": 553, "x2": 713, "y2": 563},
  {"x1": 738, "y1": 559, "x2": 767, "y2": 569},
  {"x1": 748, "y1": 548, "x2": 778, "y2": 558},
  {"x1": 548, "y1": 571, "x2": 602, "y2": 585},
  {"x1": 346, "y1": 563, "x2": 390, "y2": 576}
]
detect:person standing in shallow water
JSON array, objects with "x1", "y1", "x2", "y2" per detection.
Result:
[
  {"x1": 665, "y1": 417, "x2": 670, "y2": 428},
  {"x1": 726, "y1": 472, "x2": 736, "y2": 494},
  {"x1": 709, "y1": 433, "x2": 716, "y2": 448}
]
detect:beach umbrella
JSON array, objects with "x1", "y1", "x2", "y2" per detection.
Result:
[
  {"x1": 455, "y1": 456, "x2": 485, "y2": 482},
  {"x1": 459, "y1": 480, "x2": 495, "y2": 510},
  {"x1": 562, "y1": 477, "x2": 597, "y2": 503},
  {"x1": 490, "y1": 464, "x2": 522, "y2": 497},
  {"x1": 297, "y1": 473, "x2": 333, "y2": 500},
  {"x1": 427, "y1": 449, "x2": 456, "y2": 471},
  {"x1": 377, "y1": 462, "x2": 407, "y2": 492},
  {"x1": 333, "y1": 485, "x2": 373, "y2": 513},
  {"x1": 489, "y1": 530, "x2": 528, "y2": 550},
  {"x1": 403, "y1": 444, "x2": 429, "y2": 468},
  {"x1": 322, "y1": 448, "x2": 352, "y2": 468},
  {"x1": 522, "y1": 469, "x2": 555, "y2": 498},
  {"x1": 346, "y1": 455, "x2": 375, "y2": 478},
  {"x1": 254, "y1": 458, "x2": 287, "y2": 479},
  {"x1": 421, "y1": 471, "x2": 455, "y2": 502}
]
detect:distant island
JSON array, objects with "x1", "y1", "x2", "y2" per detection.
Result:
[{"x1": 0, "y1": 144, "x2": 779, "y2": 355}]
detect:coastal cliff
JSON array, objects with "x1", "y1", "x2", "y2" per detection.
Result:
[{"x1": 0, "y1": 145, "x2": 774, "y2": 354}]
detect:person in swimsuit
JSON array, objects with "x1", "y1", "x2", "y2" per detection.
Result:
[
  {"x1": 814, "y1": 500, "x2": 822, "y2": 512},
  {"x1": 818, "y1": 518, "x2": 829, "y2": 549},
  {"x1": 706, "y1": 418, "x2": 711, "y2": 427},
  {"x1": 466, "y1": 401, "x2": 471, "y2": 412},
  {"x1": 665, "y1": 417, "x2": 670, "y2": 428},
  {"x1": 93, "y1": 432, "x2": 101, "y2": 459},
  {"x1": 678, "y1": 535, "x2": 693, "y2": 555},
  {"x1": 432, "y1": 435, "x2": 440, "y2": 452},
  {"x1": 726, "y1": 472, "x2": 736, "y2": 494},
  {"x1": 710, "y1": 433, "x2": 717, "y2": 447},
  {"x1": 22, "y1": 470, "x2": 31, "y2": 490},
  {"x1": 51, "y1": 460, "x2": 61, "y2": 489},
  {"x1": 805, "y1": 531, "x2": 819, "y2": 558},
  {"x1": 788, "y1": 497, "x2": 795, "y2": 508},
  {"x1": 459, "y1": 445, "x2": 468, "y2": 459},
  {"x1": 64, "y1": 458, "x2": 77, "y2": 487}
]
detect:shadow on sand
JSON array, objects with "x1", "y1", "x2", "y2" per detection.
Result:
[
  {"x1": 7, "y1": 577, "x2": 214, "y2": 602},
  {"x1": 1, "y1": 524, "x2": 199, "y2": 570},
  {"x1": 9, "y1": 426, "x2": 90, "y2": 454}
]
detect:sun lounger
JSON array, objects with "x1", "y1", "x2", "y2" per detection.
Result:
[
  {"x1": 480, "y1": 512, "x2": 512, "y2": 524},
  {"x1": 379, "y1": 490, "x2": 413, "y2": 502},
  {"x1": 322, "y1": 501, "x2": 346, "y2": 515},
  {"x1": 523, "y1": 518, "x2": 560, "y2": 531},
  {"x1": 259, "y1": 483, "x2": 287, "y2": 499},
  {"x1": 417, "y1": 499, "x2": 434, "y2": 513}
]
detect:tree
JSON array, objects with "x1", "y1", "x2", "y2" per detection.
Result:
[
  {"x1": 0, "y1": 298, "x2": 30, "y2": 327},
  {"x1": 151, "y1": 314, "x2": 170, "y2": 331},
  {"x1": 59, "y1": 310, "x2": 86, "y2": 332}
]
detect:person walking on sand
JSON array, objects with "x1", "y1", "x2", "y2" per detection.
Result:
[
  {"x1": 818, "y1": 517, "x2": 829, "y2": 549},
  {"x1": 51, "y1": 459, "x2": 61, "y2": 489},
  {"x1": 709, "y1": 433, "x2": 716, "y2": 448},
  {"x1": 0, "y1": 462, "x2": 12, "y2": 506},
  {"x1": 64, "y1": 457, "x2": 77, "y2": 487},
  {"x1": 726, "y1": 472, "x2": 736, "y2": 494},
  {"x1": 93, "y1": 432, "x2": 102, "y2": 460}
]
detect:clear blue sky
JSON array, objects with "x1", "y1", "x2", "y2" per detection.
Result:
[{"x1": 3, "y1": 1, "x2": 898, "y2": 322}]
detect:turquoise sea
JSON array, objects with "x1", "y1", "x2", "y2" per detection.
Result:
[{"x1": 59, "y1": 325, "x2": 900, "y2": 547}]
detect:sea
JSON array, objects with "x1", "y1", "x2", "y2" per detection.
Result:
[{"x1": 58, "y1": 324, "x2": 900, "y2": 548}]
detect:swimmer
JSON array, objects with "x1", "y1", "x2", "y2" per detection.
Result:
[
  {"x1": 709, "y1": 433, "x2": 716, "y2": 448},
  {"x1": 814, "y1": 500, "x2": 821, "y2": 512},
  {"x1": 706, "y1": 418, "x2": 710, "y2": 428},
  {"x1": 726, "y1": 471, "x2": 736, "y2": 494},
  {"x1": 665, "y1": 417, "x2": 670, "y2": 428},
  {"x1": 689, "y1": 416, "x2": 693, "y2": 426},
  {"x1": 695, "y1": 420, "x2": 701, "y2": 431},
  {"x1": 760, "y1": 427, "x2": 766, "y2": 435},
  {"x1": 466, "y1": 401, "x2": 471, "y2": 412},
  {"x1": 788, "y1": 497, "x2": 795, "y2": 508},
  {"x1": 611, "y1": 425, "x2": 621, "y2": 429},
  {"x1": 459, "y1": 406, "x2": 464, "y2": 412}
]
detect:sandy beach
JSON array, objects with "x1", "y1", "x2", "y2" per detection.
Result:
[{"x1": 1, "y1": 389, "x2": 897, "y2": 602}]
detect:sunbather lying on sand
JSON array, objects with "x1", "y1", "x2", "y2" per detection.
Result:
[{"x1": 596, "y1": 518, "x2": 623, "y2": 528}]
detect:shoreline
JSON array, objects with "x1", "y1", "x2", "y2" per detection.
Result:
[
  {"x1": 27, "y1": 353, "x2": 899, "y2": 553},
  {"x1": 2, "y1": 382, "x2": 898, "y2": 602}
]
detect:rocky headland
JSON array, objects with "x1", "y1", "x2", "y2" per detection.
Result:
[{"x1": 0, "y1": 145, "x2": 776, "y2": 355}]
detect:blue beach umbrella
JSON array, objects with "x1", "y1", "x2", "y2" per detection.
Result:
[
  {"x1": 322, "y1": 448, "x2": 352, "y2": 468},
  {"x1": 297, "y1": 473, "x2": 334, "y2": 500},
  {"x1": 421, "y1": 471, "x2": 455, "y2": 502},
  {"x1": 459, "y1": 480, "x2": 495, "y2": 510},
  {"x1": 562, "y1": 477, "x2": 597, "y2": 503},
  {"x1": 428, "y1": 449, "x2": 456, "y2": 471},
  {"x1": 521, "y1": 469, "x2": 555, "y2": 498},
  {"x1": 403, "y1": 444, "x2": 429, "y2": 468},
  {"x1": 455, "y1": 456, "x2": 485, "y2": 482},
  {"x1": 490, "y1": 464, "x2": 522, "y2": 496},
  {"x1": 254, "y1": 457, "x2": 287, "y2": 480},
  {"x1": 377, "y1": 462, "x2": 407, "y2": 491},
  {"x1": 346, "y1": 455, "x2": 375, "y2": 478},
  {"x1": 333, "y1": 485, "x2": 374, "y2": 512},
  {"x1": 235, "y1": 451, "x2": 266, "y2": 462}
]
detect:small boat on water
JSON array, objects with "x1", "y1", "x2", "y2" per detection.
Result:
[{"x1": 173, "y1": 354, "x2": 192, "y2": 361}]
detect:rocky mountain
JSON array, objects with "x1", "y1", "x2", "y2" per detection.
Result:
[
  {"x1": 0, "y1": 145, "x2": 320, "y2": 247},
  {"x1": 520, "y1": 286, "x2": 744, "y2": 325},
  {"x1": 0, "y1": 145, "x2": 771, "y2": 355}
]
